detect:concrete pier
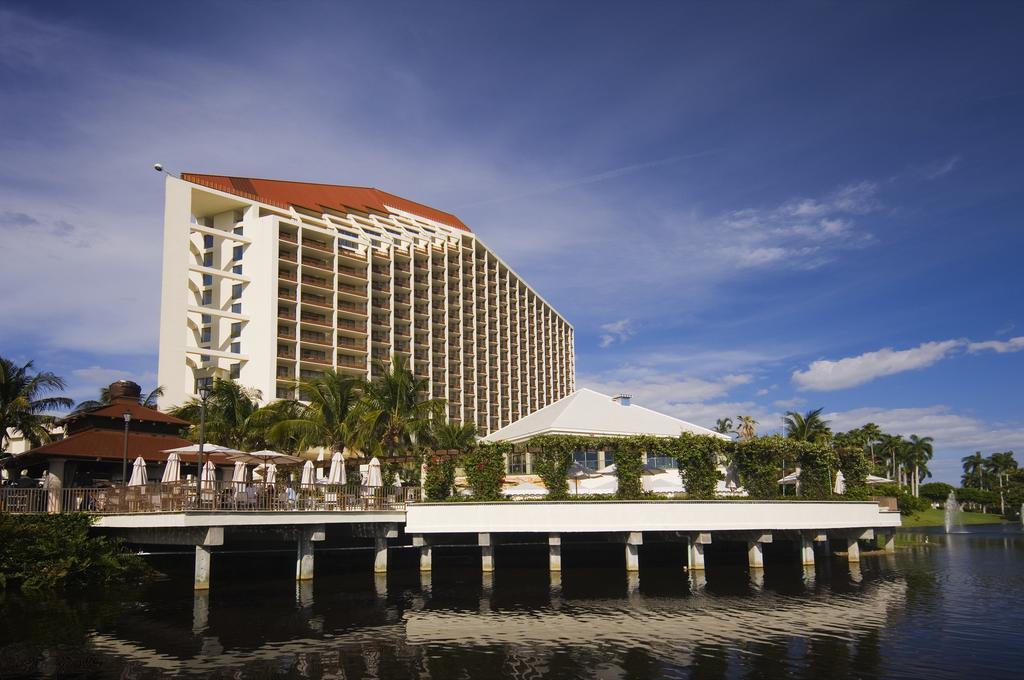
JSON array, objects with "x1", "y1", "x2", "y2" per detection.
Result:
[
  {"x1": 800, "y1": 534, "x2": 816, "y2": 566},
  {"x1": 879, "y1": 530, "x2": 895, "y2": 554},
  {"x1": 479, "y1": 533, "x2": 494, "y2": 572},
  {"x1": 412, "y1": 535, "x2": 432, "y2": 572},
  {"x1": 548, "y1": 534, "x2": 562, "y2": 572},
  {"x1": 688, "y1": 532, "x2": 709, "y2": 571},
  {"x1": 194, "y1": 546, "x2": 212, "y2": 590},
  {"x1": 625, "y1": 532, "x2": 642, "y2": 572},
  {"x1": 846, "y1": 537, "x2": 861, "y2": 563},
  {"x1": 374, "y1": 537, "x2": 389, "y2": 574},
  {"x1": 747, "y1": 541, "x2": 764, "y2": 568}
]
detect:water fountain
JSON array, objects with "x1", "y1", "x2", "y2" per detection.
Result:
[{"x1": 944, "y1": 490, "x2": 963, "y2": 533}]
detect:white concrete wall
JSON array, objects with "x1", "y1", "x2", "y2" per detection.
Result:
[{"x1": 406, "y1": 501, "x2": 902, "y2": 534}]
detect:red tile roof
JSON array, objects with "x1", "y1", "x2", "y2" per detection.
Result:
[
  {"x1": 14, "y1": 429, "x2": 232, "y2": 465},
  {"x1": 182, "y1": 173, "x2": 471, "y2": 232},
  {"x1": 86, "y1": 402, "x2": 190, "y2": 427}
]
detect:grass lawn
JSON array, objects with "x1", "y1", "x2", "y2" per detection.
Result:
[{"x1": 901, "y1": 507, "x2": 1006, "y2": 528}]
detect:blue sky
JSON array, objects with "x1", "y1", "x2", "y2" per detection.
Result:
[{"x1": 1, "y1": 1, "x2": 1021, "y2": 482}]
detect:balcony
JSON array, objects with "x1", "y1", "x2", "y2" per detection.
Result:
[
  {"x1": 301, "y1": 293, "x2": 332, "y2": 309},
  {"x1": 302, "y1": 274, "x2": 332, "y2": 291},
  {"x1": 337, "y1": 356, "x2": 364, "y2": 369},
  {"x1": 302, "y1": 238, "x2": 332, "y2": 254},
  {"x1": 279, "y1": 233, "x2": 298, "y2": 244}
]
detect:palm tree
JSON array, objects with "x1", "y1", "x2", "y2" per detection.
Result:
[
  {"x1": 268, "y1": 371, "x2": 363, "y2": 455},
  {"x1": 735, "y1": 415, "x2": 758, "y2": 440},
  {"x1": 714, "y1": 417, "x2": 734, "y2": 436},
  {"x1": 430, "y1": 421, "x2": 478, "y2": 451},
  {"x1": 783, "y1": 408, "x2": 832, "y2": 443},
  {"x1": 962, "y1": 451, "x2": 986, "y2": 489},
  {"x1": 71, "y1": 384, "x2": 165, "y2": 415},
  {"x1": 861, "y1": 422, "x2": 883, "y2": 466},
  {"x1": 169, "y1": 379, "x2": 265, "y2": 450},
  {"x1": 879, "y1": 434, "x2": 906, "y2": 485},
  {"x1": 987, "y1": 451, "x2": 1018, "y2": 514},
  {"x1": 351, "y1": 354, "x2": 446, "y2": 459},
  {"x1": 905, "y1": 434, "x2": 934, "y2": 497},
  {"x1": 0, "y1": 357, "x2": 73, "y2": 453}
]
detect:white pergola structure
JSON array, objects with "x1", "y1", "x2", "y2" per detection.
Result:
[{"x1": 483, "y1": 388, "x2": 737, "y2": 495}]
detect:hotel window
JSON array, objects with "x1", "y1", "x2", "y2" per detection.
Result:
[
  {"x1": 233, "y1": 245, "x2": 244, "y2": 261},
  {"x1": 233, "y1": 226, "x2": 244, "y2": 235},
  {"x1": 229, "y1": 363, "x2": 240, "y2": 379},
  {"x1": 201, "y1": 290, "x2": 212, "y2": 305},
  {"x1": 646, "y1": 451, "x2": 677, "y2": 471},
  {"x1": 202, "y1": 274, "x2": 213, "y2": 286},
  {"x1": 507, "y1": 452, "x2": 526, "y2": 474},
  {"x1": 276, "y1": 387, "x2": 292, "y2": 399},
  {"x1": 230, "y1": 322, "x2": 241, "y2": 338},
  {"x1": 572, "y1": 450, "x2": 599, "y2": 471},
  {"x1": 230, "y1": 341, "x2": 241, "y2": 354},
  {"x1": 231, "y1": 303, "x2": 242, "y2": 314},
  {"x1": 232, "y1": 264, "x2": 243, "y2": 275},
  {"x1": 195, "y1": 377, "x2": 213, "y2": 392},
  {"x1": 203, "y1": 252, "x2": 213, "y2": 267},
  {"x1": 201, "y1": 314, "x2": 211, "y2": 324},
  {"x1": 200, "y1": 327, "x2": 211, "y2": 343},
  {"x1": 203, "y1": 234, "x2": 214, "y2": 249},
  {"x1": 232, "y1": 284, "x2": 243, "y2": 299},
  {"x1": 602, "y1": 451, "x2": 615, "y2": 469}
]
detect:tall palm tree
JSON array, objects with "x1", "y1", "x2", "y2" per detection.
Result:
[
  {"x1": 735, "y1": 415, "x2": 758, "y2": 440},
  {"x1": 0, "y1": 357, "x2": 73, "y2": 453},
  {"x1": 430, "y1": 421, "x2": 478, "y2": 451},
  {"x1": 351, "y1": 354, "x2": 446, "y2": 459},
  {"x1": 861, "y1": 422, "x2": 883, "y2": 466},
  {"x1": 987, "y1": 451, "x2": 1018, "y2": 514},
  {"x1": 879, "y1": 434, "x2": 906, "y2": 485},
  {"x1": 905, "y1": 434, "x2": 934, "y2": 497},
  {"x1": 71, "y1": 384, "x2": 165, "y2": 415},
  {"x1": 783, "y1": 408, "x2": 832, "y2": 443},
  {"x1": 714, "y1": 417, "x2": 734, "y2": 436},
  {"x1": 169, "y1": 379, "x2": 264, "y2": 450},
  {"x1": 268, "y1": 371, "x2": 363, "y2": 454},
  {"x1": 961, "y1": 451, "x2": 986, "y2": 489}
]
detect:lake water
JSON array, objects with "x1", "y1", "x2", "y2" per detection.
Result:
[{"x1": 1, "y1": 524, "x2": 1022, "y2": 679}]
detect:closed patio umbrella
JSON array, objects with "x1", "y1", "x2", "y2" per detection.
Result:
[
  {"x1": 128, "y1": 456, "x2": 148, "y2": 487},
  {"x1": 231, "y1": 461, "x2": 249, "y2": 491},
  {"x1": 254, "y1": 463, "x2": 277, "y2": 485},
  {"x1": 200, "y1": 461, "x2": 217, "y2": 490},
  {"x1": 316, "y1": 451, "x2": 327, "y2": 481},
  {"x1": 161, "y1": 452, "x2": 182, "y2": 483},
  {"x1": 327, "y1": 452, "x2": 346, "y2": 485},
  {"x1": 365, "y1": 457, "x2": 383, "y2": 487},
  {"x1": 300, "y1": 460, "x2": 316, "y2": 487}
]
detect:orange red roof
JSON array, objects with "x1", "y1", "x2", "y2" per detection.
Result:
[{"x1": 182, "y1": 173, "x2": 470, "y2": 232}]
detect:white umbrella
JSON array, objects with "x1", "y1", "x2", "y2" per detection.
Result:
[
  {"x1": 501, "y1": 481, "x2": 548, "y2": 497},
  {"x1": 300, "y1": 460, "x2": 316, "y2": 486},
  {"x1": 200, "y1": 461, "x2": 217, "y2": 490},
  {"x1": 327, "y1": 452, "x2": 346, "y2": 485},
  {"x1": 231, "y1": 461, "x2": 249, "y2": 491},
  {"x1": 228, "y1": 449, "x2": 304, "y2": 466},
  {"x1": 163, "y1": 443, "x2": 243, "y2": 455},
  {"x1": 578, "y1": 476, "x2": 618, "y2": 495},
  {"x1": 365, "y1": 457, "x2": 383, "y2": 487},
  {"x1": 867, "y1": 474, "x2": 894, "y2": 484},
  {"x1": 161, "y1": 452, "x2": 182, "y2": 483},
  {"x1": 643, "y1": 474, "x2": 684, "y2": 493},
  {"x1": 128, "y1": 456, "x2": 148, "y2": 487},
  {"x1": 316, "y1": 451, "x2": 327, "y2": 480}
]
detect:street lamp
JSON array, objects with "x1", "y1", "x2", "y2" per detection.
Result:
[
  {"x1": 197, "y1": 383, "x2": 212, "y2": 478},
  {"x1": 121, "y1": 411, "x2": 132, "y2": 486}
]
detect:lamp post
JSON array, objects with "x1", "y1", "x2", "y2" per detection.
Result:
[
  {"x1": 121, "y1": 411, "x2": 132, "y2": 486},
  {"x1": 197, "y1": 383, "x2": 212, "y2": 479}
]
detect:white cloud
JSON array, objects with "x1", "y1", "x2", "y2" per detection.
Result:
[
  {"x1": 598, "y1": 319, "x2": 635, "y2": 348},
  {"x1": 792, "y1": 340, "x2": 962, "y2": 391},
  {"x1": 922, "y1": 156, "x2": 960, "y2": 180},
  {"x1": 967, "y1": 336, "x2": 1024, "y2": 354},
  {"x1": 792, "y1": 335, "x2": 1024, "y2": 391}
]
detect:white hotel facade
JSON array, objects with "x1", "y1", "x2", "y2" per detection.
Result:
[{"x1": 157, "y1": 174, "x2": 574, "y2": 435}]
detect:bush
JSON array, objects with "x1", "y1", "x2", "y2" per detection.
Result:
[
  {"x1": 872, "y1": 483, "x2": 928, "y2": 515},
  {"x1": 798, "y1": 441, "x2": 840, "y2": 500},
  {"x1": 423, "y1": 454, "x2": 456, "y2": 501},
  {"x1": 837, "y1": 446, "x2": 870, "y2": 499},
  {"x1": 613, "y1": 437, "x2": 645, "y2": 500},
  {"x1": 0, "y1": 513, "x2": 149, "y2": 591},
  {"x1": 730, "y1": 436, "x2": 789, "y2": 498},
  {"x1": 674, "y1": 432, "x2": 724, "y2": 499},
  {"x1": 461, "y1": 442, "x2": 508, "y2": 501},
  {"x1": 531, "y1": 435, "x2": 576, "y2": 500},
  {"x1": 920, "y1": 482, "x2": 954, "y2": 503}
]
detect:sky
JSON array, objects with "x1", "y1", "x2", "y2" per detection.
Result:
[{"x1": 1, "y1": 1, "x2": 1022, "y2": 483}]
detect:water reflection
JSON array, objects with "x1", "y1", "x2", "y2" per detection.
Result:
[{"x1": 1, "y1": 526, "x2": 1022, "y2": 678}]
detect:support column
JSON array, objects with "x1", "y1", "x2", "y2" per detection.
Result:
[
  {"x1": 374, "y1": 537, "x2": 389, "y2": 574},
  {"x1": 479, "y1": 533, "x2": 494, "y2": 573},
  {"x1": 625, "y1": 532, "x2": 642, "y2": 572},
  {"x1": 194, "y1": 545, "x2": 212, "y2": 591},
  {"x1": 800, "y1": 534, "x2": 816, "y2": 566},
  {"x1": 846, "y1": 537, "x2": 861, "y2": 563},
  {"x1": 45, "y1": 458, "x2": 66, "y2": 513},
  {"x1": 747, "y1": 541, "x2": 763, "y2": 568},
  {"x1": 296, "y1": 525, "x2": 326, "y2": 581},
  {"x1": 878, "y1": 530, "x2": 895, "y2": 554},
  {"x1": 688, "y1": 532, "x2": 710, "y2": 571},
  {"x1": 548, "y1": 533, "x2": 561, "y2": 572},
  {"x1": 413, "y1": 535, "x2": 432, "y2": 572}
]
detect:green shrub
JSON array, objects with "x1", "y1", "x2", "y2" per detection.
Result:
[
  {"x1": 0, "y1": 513, "x2": 149, "y2": 591},
  {"x1": 674, "y1": 432, "x2": 724, "y2": 499},
  {"x1": 837, "y1": 446, "x2": 870, "y2": 499},
  {"x1": 798, "y1": 441, "x2": 839, "y2": 500},
  {"x1": 613, "y1": 437, "x2": 645, "y2": 499},
  {"x1": 730, "y1": 436, "x2": 789, "y2": 498},
  {"x1": 423, "y1": 454, "x2": 456, "y2": 501},
  {"x1": 461, "y1": 442, "x2": 508, "y2": 501},
  {"x1": 919, "y1": 482, "x2": 954, "y2": 503},
  {"x1": 531, "y1": 435, "x2": 576, "y2": 500},
  {"x1": 872, "y1": 483, "x2": 928, "y2": 515}
]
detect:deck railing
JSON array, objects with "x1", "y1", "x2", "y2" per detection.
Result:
[{"x1": 1, "y1": 484, "x2": 418, "y2": 515}]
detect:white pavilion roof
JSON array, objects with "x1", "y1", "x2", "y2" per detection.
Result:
[{"x1": 483, "y1": 388, "x2": 729, "y2": 443}]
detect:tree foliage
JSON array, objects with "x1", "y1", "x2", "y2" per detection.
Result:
[
  {"x1": 0, "y1": 357, "x2": 73, "y2": 453},
  {"x1": 461, "y1": 442, "x2": 509, "y2": 501},
  {"x1": 423, "y1": 454, "x2": 456, "y2": 501},
  {"x1": 675, "y1": 432, "x2": 725, "y2": 499}
]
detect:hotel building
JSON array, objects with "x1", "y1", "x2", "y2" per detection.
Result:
[{"x1": 156, "y1": 174, "x2": 574, "y2": 434}]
